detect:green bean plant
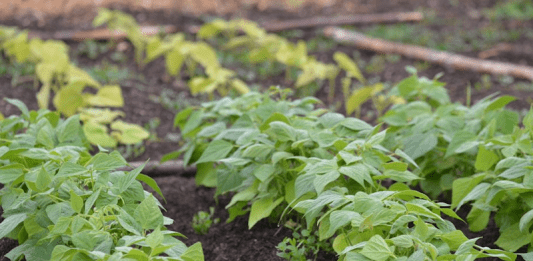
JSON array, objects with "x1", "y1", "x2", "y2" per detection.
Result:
[
  {"x1": 0, "y1": 99, "x2": 204, "y2": 261},
  {"x1": 168, "y1": 86, "x2": 517, "y2": 260}
]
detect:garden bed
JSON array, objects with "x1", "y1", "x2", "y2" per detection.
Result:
[{"x1": 1, "y1": 0, "x2": 533, "y2": 260}]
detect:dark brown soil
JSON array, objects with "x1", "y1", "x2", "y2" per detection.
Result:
[{"x1": 1, "y1": 0, "x2": 533, "y2": 260}]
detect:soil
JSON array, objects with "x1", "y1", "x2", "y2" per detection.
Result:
[{"x1": 1, "y1": 0, "x2": 533, "y2": 260}]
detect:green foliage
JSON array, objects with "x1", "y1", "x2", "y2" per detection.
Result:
[
  {"x1": 0, "y1": 26, "x2": 149, "y2": 148},
  {"x1": 191, "y1": 207, "x2": 220, "y2": 235},
  {"x1": 486, "y1": 0, "x2": 533, "y2": 20},
  {"x1": 276, "y1": 222, "x2": 332, "y2": 261},
  {"x1": 172, "y1": 88, "x2": 515, "y2": 260},
  {"x1": 94, "y1": 9, "x2": 250, "y2": 98},
  {"x1": 0, "y1": 101, "x2": 203, "y2": 261}
]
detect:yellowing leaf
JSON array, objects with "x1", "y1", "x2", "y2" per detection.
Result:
[
  {"x1": 190, "y1": 42, "x2": 219, "y2": 68},
  {"x1": 345, "y1": 85, "x2": 375, "y2": 115},
  {"x1": 68, "y1": 65, "x2": 101, "y2": 88},
  {"x1": 86, "y1": 85, "x2": 124, "y2": 107},
  {"x1": 165, "y1": 48, "x2": 185, "y2": 76},
  {"x1": 231, "y1": 79, "x2": 249, "y2": 94},
  {"x1": 0, "y1": 112, "x2": 4, "y2": 120},
  {"x1": 110, "y1": 120, "x2": 149, "y2": 144},
  {"x1": 36, "y1": 84, "x2": 51, "y2": 109},
  {"x1": 188, "y1": 77, "x2": 216, "y2": 95},
  {"x1": 79, "y1": 108, "x2": 124, "y2": 124},
  {"x1": 53, "y1": 82, "x2": 86, "y2": 116},
  {"x1": 334, "y1": 52, "x2": 365, "y2": 84},
  {"x1": 35, "y1": 63, "x2": 55, "y2": 84},
  {"x1": 83, "y1": 120, "x2": 117, "y2": 147}
]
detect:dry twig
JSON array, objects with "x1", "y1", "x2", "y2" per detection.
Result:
[
  {"x1": 28, "y1": 25, "x2": 178, "y2": 41},
  {"x1": 324, "y1": 27, "x2": 533, "y2": 81}
]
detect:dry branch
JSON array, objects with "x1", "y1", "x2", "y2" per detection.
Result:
[
  {"x1": 118, "y1": 160, "x2": 197, "y2": 177},
  {"x1": 27, "y1": 25, "x2": 178, "y2": 41},
  {"x1": 323, "y1": 27, "x2": 533, "y2": 82},
  {"x1": 186, "y1": 11, "x2": 423, "y2": 34}
]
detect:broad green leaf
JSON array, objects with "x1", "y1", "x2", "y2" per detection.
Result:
[
  {"x1": 134, "y1": 195, "x2": 164, "y2": 230},
  {"x1": 35, "y1": 166, "x2": 52, "y2": 192},
  {"x1": 496, "y1": 223, "x2": 530, "y2": 252},
  {"x1": 0, "y1": 213, "x2": 27, "y2": 238},
  {"x1": 485, "y1": 95, "x2": 516, "y2": 112},
  {"x1": 339, "y1": 164, "x2": 371, "y2": 187},
  {"x1": 360, "y1": 235, "x2": 394, "y2": 261},
  {"x1": 445, "y1": 130, "x2": 477, "y2": 157},
  {"x1": 46, "y1": 202, "x2": 75, "y2": 224},
  {"x1": 475, "y1": 145, "x2": 499, "y2": 171},
  {"x1": 451, "y1": 174, "x2": 485, "y2": 208},
  {"x1": 520, "y1": 209, "x2": 533, "y2": 232},
  {"x1": 403, "y1": 132, "x2": 438, "y2": 160},
  {"x1": 441, "y1": 230, "x2": 469, "y2": 251},
  {"x1": 248, "y1": 197, "x2": 284, "y2": 229},
  {"x1": 0, "y1": 164, "x2": 24, "y2": 184},
  {"x1": 327, "y1": 210, "x2": 363, "y2": 239},
  {"x1": 456, "y1": 182, "x2": 490, "y2": 209},
  {"x1": 390, "y1": 235, "x2": 414, "y2": 248},
  {"x1": 70, "y1": 190, "x2": 83, "y2": 213},
  {"x1": 267, "y1": 121, "x2": 296, "y2": 142},
  {"x1": 456, "y1": 237, "x2": 480, "y2": 255},
  {"x1": 467, "y1": 207, "x2": 490, "y2": 232},
  {"x1": 119, "y1": 161, "x2": 147, "y2": 194},
  {"x1": 181, "y1": 242, "x2": 204, "y2": 261},
  {"x1": 137, "y1": 174, "x2": 165, "y2": 201},
  {"x1": 496, "y1": 110, "x2": 519, "y2": 134},
  {"x1": 313, "y1": 170, "x2": 340, "y2": 194},
  {"x1": 5, "y1": 98, "x2": 29, "y2": 118},
  {"x1": 253, "y1": 164, "x2": 275, "y2": 182},
  {"x1": 146, "y1": 227, "x2": 164, "y2": 250},
  {"x1": 196, "y1": 140, "x2": 233, "y2": 164}
]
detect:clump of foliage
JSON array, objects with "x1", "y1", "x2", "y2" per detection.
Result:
[
  {"x1": 0, "y1": 99, "x2": 204, "y2": 261},
  {"x1": 93, "y1": 9, "x2": 250, "y2": 98},
  {"x1": 169, "y1": 83, "x2": 517, "y2": 260},
  {"x1": 191, "y1": 207, "x2": 220, "y2": 235},
  {"x1": 276, "y1": 223, "x2": 332, "y2": 261},
  {"x1": 0, "y1": 26, "x2": 149, "y2": 148}
]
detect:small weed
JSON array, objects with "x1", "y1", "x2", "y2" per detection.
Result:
[
  {"x1": 414, "y1": 61, "x2": 431, "y2": 71},
  {"x1": 192, "y1": 207, "x2": 220, "y2": 235},
  {"x1": 87, "y1": 60, "x2": 135, "y2": 85},
  {"x1": 118, "y1": 142, "x2": 145, "y2": 160},
  {"x1": 306, "y1": 33, "x2": 337, "y2": 52},
  {"x1": 475, "y1": 74, "x2": 493, "y2": 91},
  {"x1": 276, "y1": 222, "x2": 333, "y2": 261},
  {"x1": 77, "y1": 40, "x2": 113, "y2": 59},
  {"x1": 144, "y1": 117, "x2": 160, "y2": 142},
  {"x1": 512, "y1": 81, "x2": 533, "y2": 91},
  {"x1": 485, "y1": 0, "x2": 533, "y2": 20},
  {"x1": 365, "y1": 55, "x2": 386, "y2": 74},
  {"x1": 0, "y1": 56, "x2": 36, "y2": 86}
]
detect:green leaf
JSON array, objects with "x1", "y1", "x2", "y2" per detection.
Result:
[
  {"x1": 497, "y1": 110, "x2": 519, "y2": 134},
  {"x1": 196, "y1": 140, "x2": 233, "y2": 164},
  {"x1": 267, "y1": 121, "x2": 296, "y2": 142},
  {"x1": 445, "y1": 130, "x2": 477, "y2": 157},
  {"x1": 456, "y1": 237, "x2": 479, "y2": 255},
  {"x1": 35, "y1": 166, "x2": 52, "y2": 192},
  {"x1": 485, "y1": 95, "x2": 516, "y2": 112},
  {"x1": 134, "y1": 195, "x2": 164, "y2": 230},
  {"x1": 520, "y1": 209, "x2": 533, "y2": 233},
  {"x1": 70, "y1": 190, "x2": 83, "y2": 213},
  {"x1": 137, "y1": 174, "x2": 165, "y2": 201},
  {"x1": 467, "y1": 207, "x2": 490, "y2": 232},
  {"x1": 119, "y1": 161, "x2": 147, "y2": 194},
  {"x1": 181, "y1": 242, "x2": 204, "y2": 261},
  {"x1": 248, "y1": 197, "x2": 284, "y2": 229},
  {"x1": 441, "y1": 230, "x2": 469, "y2": 251},
  {"x1": 496, "y1": 223, "x2": 530, "y2": 252},
  {"x1": 339, "y1": 164, "x2": 371, "y2": 187},
  {"x1": 0, "y1": 164, "x2": 24, "y2": 184},
  {"x1": 5, "y1": 98, "x2": 29, "y2": 119},
  {"x1": 360, "y1": 235, "x2": 394, "y2": 261},
  {"x1": 403, "y1": 132, "x2": 438, "y2": 160},
  {"x1": 253, "y1": 164, "x2": 275, "y2": 182},
  {"x1": 314, "y1": 170, "x2": 340, "y2": 194},
  {"x1": 0, "y1": 213, "x2": 27, "y2": 238},
  {"x1": 475, "y1": 145, "x2": 499, "y2": 171},
  {"x1": 146, "y1": 227, "x2": 164, "y2": 250}
]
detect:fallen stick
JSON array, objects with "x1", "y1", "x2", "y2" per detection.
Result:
[
  {"x1": 27, "y1": 25, "x2": 178, "y2": 41},
  {"x1": 323, "y1": 27, "x2": 533, "y2": 81},
  {"x1": 118, "y1": 160, "x2": 197, "y2": 177},
  {"x1": 186, "y1": 11, "x2": 423, "y2": 34}
]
